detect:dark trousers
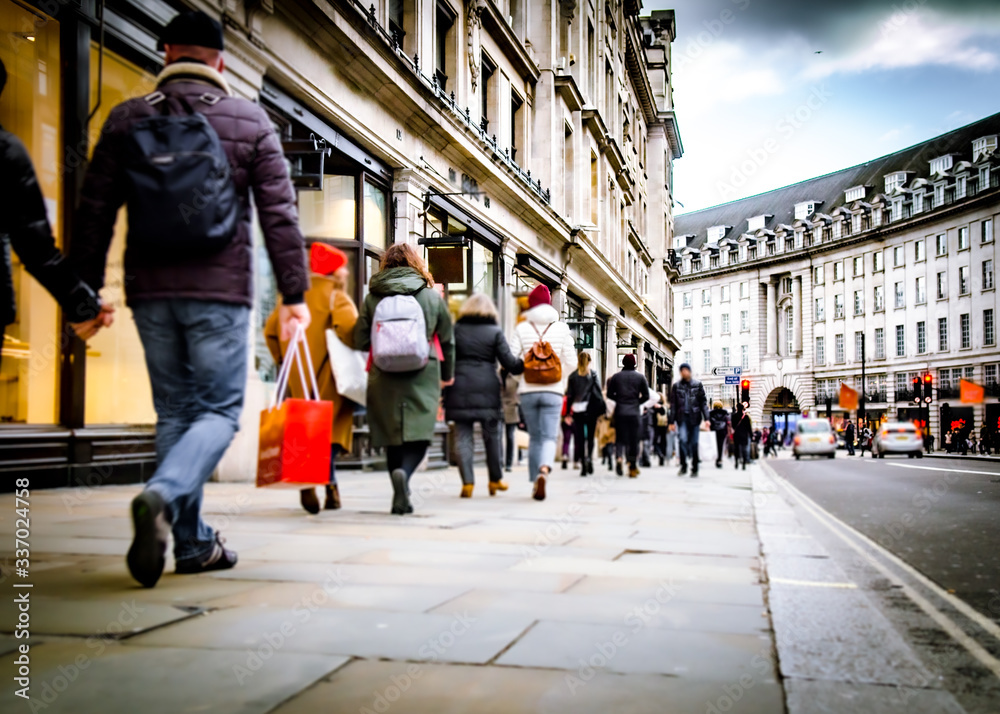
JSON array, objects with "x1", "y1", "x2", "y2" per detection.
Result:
[
  {"x1": 572, "y1": 412, "x2": 597, "y2": 464},
  {"x1": 846, "y1": 437, "x2": 855, "y2": 455},
  {"x1": 653, "y1": 427, "x2": 668, "y2": 460},
  {"x1": 714, "y1": 430, "x2": 727, "y2": 463},
  {"x1": 561, "y1": 419, "x2": 574, "y2": 459},
  {"x1": 677, "y1": 421, "x2": 701, "y2": 470},
  {"x1": 505, "y1": 422, "x2": 518, "y2": 467},
  {"x1": 615, "y1": 413, "x2": 641, "y2": 468},
  {"x1": 735, "y1": 440, "x2": 751, "y2": 467},
  {"x1": 454, "y1": 419, "x2": 503, "y2": 485},
  {"x1": 386, "y1": 441, "x2": 429, "y2": 482}
]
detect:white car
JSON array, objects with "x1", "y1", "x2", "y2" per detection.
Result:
[
  {"x1": 873, "y1": 422, "x2": 924, "y2": 458},
  {"x1": 793, "y1": 419, "x2": 837, "y2": 459}
]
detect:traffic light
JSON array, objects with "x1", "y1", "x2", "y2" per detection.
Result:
[
  {"x1": 740, "y1": 379, "x2": 751, "y2": 407},
  {"x1": 912, "y1": 376, "x2": 922, "y2": 405},
  {"x1": 825, "y1": 396, "x2": 832, "y2": 420},
  {"x1": 923, "y1": 373, "x2": 933, "y2": 404}
]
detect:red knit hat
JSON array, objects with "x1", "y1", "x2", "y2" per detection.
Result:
[
  {"x1": 527, "y1": 284, "x2": 551, "y2": 308},
  {"x1": 310, "y1": 243, "x2": 347, "y2": 275}
]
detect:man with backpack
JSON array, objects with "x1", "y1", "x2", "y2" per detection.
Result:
[
  {"x1": 509, "y1": 285, "x2": 577, "y2": 500},
  {"x1": 72, "y1": 11, "x2": 310, "y2": 587}
]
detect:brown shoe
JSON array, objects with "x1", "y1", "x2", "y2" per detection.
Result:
[
  {"x1": 488, "y1": 480, "x2": 508, "y2": 496},
  {"x1": 629, "y1": 467, "x2": 640, "y2": 479},
  {"x1": 324, "y1": 484, "x2": 341, "y2": 510},
  {"x1": 532, "y1": 468, "x2": 549, "y2": 501},
  {"x1": 300, "y1": 488, "x2": 320, "y2": 514},
  {"x1": 460, "y1": 484, "x2": 474, "y2": 498}
]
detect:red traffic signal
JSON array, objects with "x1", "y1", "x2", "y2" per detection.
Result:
[
  {"x1": 923, "y1": 373, "x2": 933, "y2": 404},
  {"x1": 740, "y1": 379, "x2": 751, "y2": 406}
]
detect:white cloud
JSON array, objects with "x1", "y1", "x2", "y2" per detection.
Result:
[
  {"x1": 673, "y1": 41, "x2": 787, "y2": 118},
  {"x1": 802, "y1": 12, "x2": 1000, "y2": 79}
]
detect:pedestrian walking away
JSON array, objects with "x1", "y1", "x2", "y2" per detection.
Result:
[
  {"x1": 0, "y1": 58, "x2": 109, "y2": 356},
  {"x1": 355, "y1": 244, "x2": 455, "y2": 515},
  {"x1": 565, "y1": 351, "x2": 605, "y2": 477},
  {"x1": 508, "y1": 284, "x2": 578, "y2": 501},
  {"x1": 501, "y1": 369, "x2": 521, "y2": 471},
  {"x1": 71, "y1": 12, "x2": 311, "y2": 588},
  {"x1": 845, "y1": 421, "x2": 856, "y2": 456},
  {"x1": 668, "y1": 363, "x2": 709, "y2": 477},
  {"x1": 444, "y1": 293, "x2": 523, "y2": 498},
  {"x1": 732, "y1": 405, "x2": 753, "y2": 470},
  {"x1": 606, "y1": 353, "x2": 650, "y2": 478},
  {"x1": 708, "y1": 400, "x2": 730, "y2": 469},
  {"x1": 265, "y1": 243, "x2": 357, "y2": 515},
  {"x1": 651, "y1": 398, "x2": 669, "y2": 466}
]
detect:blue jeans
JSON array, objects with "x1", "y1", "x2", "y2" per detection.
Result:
[
  {"x1": 677, "y1": 421, "x2": 701, "y2": 471},
  {"x1": 520, "y1": 392, "x2": 562, "y2": 481},
  {"x1": 132, "y1": 299, "x2": 249, "y2": 562}
]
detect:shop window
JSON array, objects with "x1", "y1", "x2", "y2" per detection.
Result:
[
  {"x1": 0, "y1": 0, "x2": 63, "y2": 423},
  {"x1": 299, "y1": 175, "x2": 357, "y2": 240},
  {"x1": 82, "y1": 45, "x2": 158, "y2": 425},
  {"x1": 363, "y1": 180, "x2": 388, "y2": 250}
]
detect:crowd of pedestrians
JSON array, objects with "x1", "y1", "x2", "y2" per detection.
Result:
[{"x1": 0, "y1": 11, "x2": 761, "y2": 592}]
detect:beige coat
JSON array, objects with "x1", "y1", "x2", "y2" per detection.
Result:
[{"x1": 264, "y1": 274, "x2": 358, "y2": 451}]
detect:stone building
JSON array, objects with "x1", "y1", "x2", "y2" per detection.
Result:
[
  {"x1": 0, "y1": 0, "x2": 682, "y2": 484},
  {"x1": 672, "y1": 113, "x2": 1000, "y2": 440}
]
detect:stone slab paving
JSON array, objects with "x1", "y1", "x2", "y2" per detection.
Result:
[{"x1": 1, "y1": 437, "x2": 791, "y2": 713}]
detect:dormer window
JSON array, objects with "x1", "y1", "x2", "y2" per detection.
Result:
[
  {"x1": 747, "y1": 214, "x2": 771, "y2": 232},
  {"x1": 957, "y1": 175, "x2": 967, "y2": 199},
  {"x1": 884, "y1": 172, "x2": 908, "y2": 193},
  {"x1": 930, "y1": 155, "x2": 957, "y2": 175},
  {"x1": 673, "y1": 235, "x2": 686, "y2": 250},
  {"x1": 974, "y1": 136, "x2": 998, "y2": 162},
  {"x1": 707, "y1": 225, "x2": 728, "y2": 242},
  {"x1": 794, "y1": 201, "x2": 817, "y2": 220},
  {"x1": 980, "y1": 166, "x2": 991, "y2": 188},
  {"x1": 845, "y1": 185, "x2": 866, "y2": 202}
]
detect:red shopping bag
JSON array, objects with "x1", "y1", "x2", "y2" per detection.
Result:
[{"x1": 257, "y1": 325, "x2": 333, "y2": 488}]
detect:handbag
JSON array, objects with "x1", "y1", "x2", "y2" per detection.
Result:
[
  {"x1": 257, "y1": 325, "x2": 333, "y2": 488},
  {"x1": 585, "y1": 372, "x2": 607, "y2": 418},
  {"x1": 325, "y1": 328, "x2": 368, "y2": 405}
]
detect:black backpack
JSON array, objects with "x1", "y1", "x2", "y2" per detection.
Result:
[{"x1": 123, "y1": 91, "x2": 239, "y2": 259}]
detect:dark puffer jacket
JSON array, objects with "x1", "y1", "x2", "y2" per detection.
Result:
[
  {"x1": 669, "y1": 377, "x2": 709, "y2": 426},
  {"x1": 708, "y1": 407, "x2": 730, "y2": 432},
  {"x1": 1, "y1": 127, "x2": 101, "y2": 326},
  {"x1": 444, "y1": 315, "x2": 523, "y2": 422},
  {"x1": 72, "y1": 62, "x2": 308, "y2": 306}
]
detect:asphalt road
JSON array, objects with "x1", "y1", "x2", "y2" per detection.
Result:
[{"x1": 766, "y1": 452, "x2": 1000, "y2": 624}]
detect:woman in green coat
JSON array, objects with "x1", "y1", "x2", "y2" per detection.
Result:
[{"x1": 355, "y1": 244, "x2": 455, "y2": 515}]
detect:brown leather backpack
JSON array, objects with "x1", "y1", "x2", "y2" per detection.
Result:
[{"x1": 523, "y1": 323, "x2": 562, "y2": 385}]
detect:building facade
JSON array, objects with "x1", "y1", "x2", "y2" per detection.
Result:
[
  {"x1": 0, "y1": 0, "x2": 682, "y2": 486},
  {"x1": 672, "y1": 114, "x2": 1000, "y2": 440}
]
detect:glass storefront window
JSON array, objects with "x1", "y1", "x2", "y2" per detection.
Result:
[
  {"x1": 298, "y1": 175, "x2": 356, "y2": 240},
  {"x1": 0, "y1": 0, "x2": 61, "y2": 424},
  {"x1": 363, "y1": 180, "x2": 387, "y2": 249},
  {"x1": 83, "y1": 45, "x2": 157, "y2": 425}
]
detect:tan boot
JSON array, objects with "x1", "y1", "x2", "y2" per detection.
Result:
[
  {"x1": 629, "y1": 466, "x2": 640, "y2": 478},
  {"x1": 460, "y1": 484, "x2": 474, "y2": 498},
  {"x1": 488, "y1": 480, "x2": 509, "y2": 496}
]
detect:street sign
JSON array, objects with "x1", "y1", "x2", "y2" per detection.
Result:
[
  {"x1": 713, "y1": 366, "x2": 742, "y2": 376},
  {"x1": 724, "y1": 375, "x2": 740, "y2": 385}
]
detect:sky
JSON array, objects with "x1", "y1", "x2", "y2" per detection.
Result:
[{"x1": 647, "y1": 0, "x2": 1000, "y2": 214}]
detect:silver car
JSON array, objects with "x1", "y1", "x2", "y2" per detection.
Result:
[
  {"x1": 873, "y1": 422, "x2": 924, "y2": 458},
  {"x1": 793, "y1": 419, "x2": 837, "y2": 459}
]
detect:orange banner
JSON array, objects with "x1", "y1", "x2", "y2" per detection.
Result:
[
  {"x1": 960, "y1": 379, "x2": 985, "y2": 404},
  {"x1": 839, "y1": 382, "x2": 859, "y2": 411}
]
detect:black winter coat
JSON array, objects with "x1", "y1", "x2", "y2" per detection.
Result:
[
  {"x1": 444, "y1": 316, "x2": 523, "y2": 422},
  {"x1": 733, "y1": 410, "x2": 753, "y2": 445},
  {"x1": 607, "y1": 367, "x2": 650, "y2": 418},
  {"x1": 0, "y1": 127, "x2": 100, "y2": 326},
  {"x1": 708, "y1": 407, "x2": 730, "y2": 433},
  {"x1": 669, "y1": 378, "x2": 709, "y2": 426}
]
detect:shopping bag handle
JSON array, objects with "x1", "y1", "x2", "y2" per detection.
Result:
[{"x1": 270, "y1": 323, "x2": 322, "y2": 409}]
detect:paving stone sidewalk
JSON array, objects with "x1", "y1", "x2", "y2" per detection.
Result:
[{"x1": 0, "y1": 445, "x2": 784, "y2": 714}]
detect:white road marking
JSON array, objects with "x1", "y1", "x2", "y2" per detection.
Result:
[
  {"x1": 761, "y1": 462, "x2": 1000, "y2": 679},
  {"x1": 884, "y1": 463, "x2": 997, "y2": 476},
  {"x1": 770, "y1": 577, "x2": 857, "y2": 589}
]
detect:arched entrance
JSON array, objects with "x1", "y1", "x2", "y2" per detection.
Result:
[{"x1": 763, "y1": 387, "x2": 801, "y2": 440}]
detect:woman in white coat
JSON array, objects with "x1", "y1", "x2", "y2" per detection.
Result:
[{"x1": 508, "y1": 285, "x2": 578, "y2": 501}]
